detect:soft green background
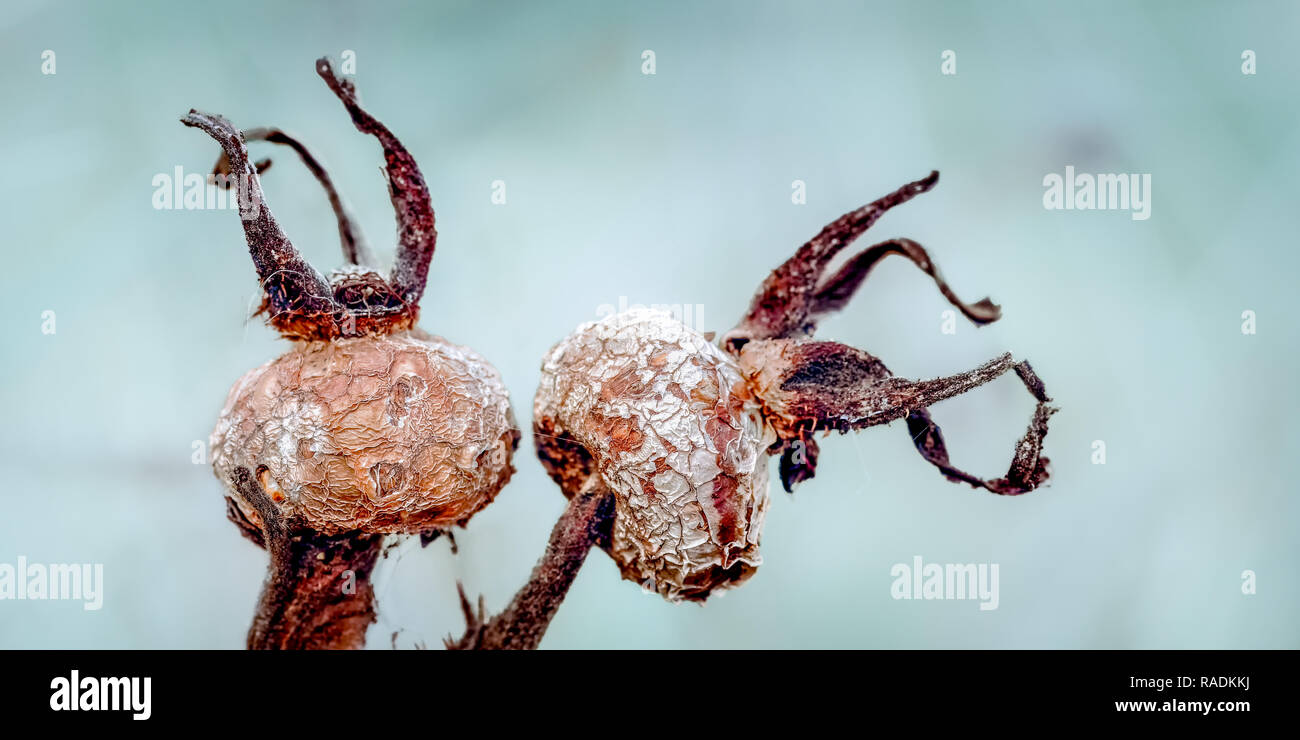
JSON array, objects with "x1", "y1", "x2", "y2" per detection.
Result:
[{"x1": 0, "y1": 0, "x2": 1295, "y2": 648}]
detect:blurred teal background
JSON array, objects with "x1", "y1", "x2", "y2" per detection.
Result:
[{"x1": 1, "y1": 0, "x2": 1296, "y2": 648}]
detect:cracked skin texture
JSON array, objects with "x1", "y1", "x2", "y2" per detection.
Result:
[
  {"x1": 212, "y1": 330, "x2": 518, "y2": 537},
  {"x1": 534, "y1": 308, "x2": 774, "y2": 602}
]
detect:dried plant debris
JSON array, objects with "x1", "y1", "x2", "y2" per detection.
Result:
[
  {"x1": 453, "y1": 171, "x2": 1056, "y2": 649},
  {"x1": 185, "y1": 57, "x2": 517, "y2": 649}
]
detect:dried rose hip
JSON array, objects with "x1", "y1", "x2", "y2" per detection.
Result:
[
  {"x1": 452, "y1": 171, "x2": 1055, "y2": 649},
  {"x1": 185, "y1": 58, "x2": 517, "y2": 650},
  {"x1": 211, "y1": 333, "x2": 516, "y2": 538},
  {"x1": 533, "y1": 309, "x2": 772, "y2": 602}
]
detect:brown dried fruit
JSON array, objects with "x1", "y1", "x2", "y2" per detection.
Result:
[
  {"x1": 212, "y1": 331, "x2": 516, "y2": 537},
  {"x1": 452, "y1": 171, "x2": 1056, "y2": 649},
  {"x1": 534, "y1": 309, "x2": 773, "y2": 602},
  {"x1": 185, "y1": 57, "x2": 516, "y2": 649}
]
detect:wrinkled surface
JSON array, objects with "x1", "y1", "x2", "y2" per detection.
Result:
[
  {"x1": 534, "y1": 309, "x2": 773, "y2": 602},
  {"x1": 212, "y1": 331, "x2": 517, "y2": 536}
]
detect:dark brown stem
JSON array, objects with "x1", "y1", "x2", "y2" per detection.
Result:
[
  {"x1": 248, "y1": 527, "x2": 383, "y2": 650},
  {"x1": 231, "y1": 465, "x2": 382, "y2": 649},
  {"x1": 212, "y1": 127, "x2": 376, "y2": 266},
  {"x1": 448, "y1": 476, "x2": 614, "y2": 650}
]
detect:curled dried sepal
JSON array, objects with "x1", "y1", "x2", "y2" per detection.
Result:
[
  {"x1": 906, "y1": 361, "x2": 1055, "y2": 495},
  {"x1": 742, "y1": 341, "x2": 1005, "y2": 434},
  {"x1": 729, "y1": 171, "x2": 942, "y2": 344},
  {"x1": 738, "y1": 339, "x2": 1056, "y2": 494},
  {"x1": 211, "y1": 127, "x2": 375, "y2": 266},
  {"x1": 724, "y1": 171, "x2": 1056, "y2": 496},
  {"x1": 181, "y1": 109, "x2": 341, "y2": 340},
  {"x1": 184, "y1": 59, "x2": 442, "y2": 340},
  {"x1": 809, "y1": 238, "x2": 1001, "y2": 330},
  {"x1": 316, "y1": 57, "x2": 437, "y2": 309}
]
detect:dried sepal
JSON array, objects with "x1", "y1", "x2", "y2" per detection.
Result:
[
  {"x1": 906, "y1": 360, "x2": 1056, "y2": 495},
  {"x1": 211, "y1": 127, "x2": 375, "y2": 266},
  {"x1": 724, "y1": 170, "x2": 1056, "y2": 495},
  {"x1": 809, "y1": 237, "x2": 1001, "y2": 330},
  {"x1": 184, "y1": 59, "x2": 444, "y2": 340},
  {"x1": 741, "y1": 340, "x2": 1007, "y2": 434},
  {"x1": 181, "y1": 109, "x2": 341, "y2": 340},
  {"x1": 738, "y1": 339, "x2": 1055, "y2": 494},
  {"x1": 728, "y1": 171, "x2": 940, "y2": 345},
  {"x1": 316, "y1": 57, "x2": 437, "y2": 309}
]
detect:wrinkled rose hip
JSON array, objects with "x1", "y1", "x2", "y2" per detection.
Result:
[
  {"x1": 184, "y1": 57, "x2": 517, "y2": 649},
  {"x1": 452, "y1": 171, "x2": 1056, "y2": 649},
  {"x1": 212, "y1": 332, "x2": 516, "y2": 538},
  {"x1": 534, "y1": 309, "x2": 772, "y2": 601}
]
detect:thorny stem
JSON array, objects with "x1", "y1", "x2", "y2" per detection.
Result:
[
  {"x1": 232, "y1": 466, "x2": 382, "y2": 649},
  {"x1": 211, "y1": 127, "x2": 376, "y2": 266},
  {"x1": 316, "y1": 57, "x2": 437, "y2": 308},
  {"x1": 448, "y1": 476, "x2": 614, "y2": 650}
]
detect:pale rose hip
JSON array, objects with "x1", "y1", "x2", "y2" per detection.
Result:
[
  {"x1": 452, "y1": 171, "x2": 1056, "y2": 650},
  {"x1": 534, "y1": 309, "x2": 772, "y2": 602}
]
